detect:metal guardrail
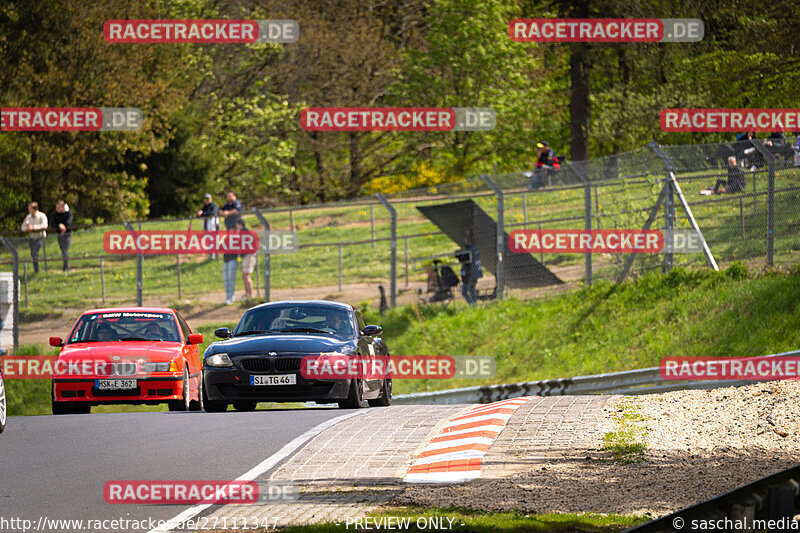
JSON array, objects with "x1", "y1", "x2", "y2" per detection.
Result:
[
  {"x1": 393, "y1": 348, "x2": 800, "y2": 405},
  {"x1": 624, "y1": 464, "x2": 800, "y2": 532}
]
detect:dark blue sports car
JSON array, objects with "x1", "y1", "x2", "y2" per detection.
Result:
[{"x1": 202, "y1": 300, "x2": 391, "y2": 411}]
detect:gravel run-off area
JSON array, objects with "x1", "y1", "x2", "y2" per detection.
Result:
[{"x1": 396, "y1": 381, "x2": 800, "y2": 519}]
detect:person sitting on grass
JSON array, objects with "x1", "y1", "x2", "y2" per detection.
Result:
[{"x1": 701, "y1": 156, "x2": 745, "y2": 196}]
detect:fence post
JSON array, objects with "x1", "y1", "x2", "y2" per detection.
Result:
[
  {"x1": 23, "y1": 263, "x2": 28, "y2": 307},
  {"x1": 647, "y1": 141, "x2": 675, "y2": 273},
  {"x1": 252, "y1": 208, "x2": 270, "y2": 302},
  {"x1": 374, "y1": 193, "x2": 396, "y2": 308},
  {"x1": 370, "y1": 204, "x2": 376, "y2": 250},
  {"x1": 122, "y1": 222, "x2": 143, "y2": 306},
  {"x1": 522, "y1": 192, "x2": 527, "y2": 228},
  {"x1": 568, "y1": 162, "x2": 592, "y2": 286},
  {"x1": 176, "y1": 254, "x2": 182, "y2": 300},
  {"x1": 480, "y1": 175, "x2": 504, "y2": 300},
  {"x1": 404, "y1": 237, "x2": 409, "y2": 288},
  {"x1": 338, "y1": 244, "x2": 343, "y2": 293},
  {"x1": 0, "y1": 237, "x2": 19, "y2": 351},
  {"x1": 100, "y1": 258, "x2": 106, "y2": 305},
  {"x1": 289, "y1": 209, "x2": 294, "y2": 233},
  {"x1": 751, "y1": 141, "x2": 776, "y2": 266}
]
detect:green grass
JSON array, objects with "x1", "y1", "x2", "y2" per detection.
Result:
[
  {"x1": 602, "y1": 402, "x2": 648, "y2": 464},
  {"x1": 362, "y1": 263, "x2": 800, "y2": 395},
  {"x1": 277, "y1": 506, "x2": 648, "y2": 532}
]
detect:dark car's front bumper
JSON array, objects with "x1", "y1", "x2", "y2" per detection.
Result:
[{"x1": 204, "y1": 366, "x2": 350, "y2": 403}]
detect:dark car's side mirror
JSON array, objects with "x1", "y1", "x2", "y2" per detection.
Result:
[
  {"x1": 361, "y1": 325, "x2": 382, "y2": 336},
  {"x1": 49, "y1": 336, "x2": 64, "y2": 347},
  {"x1": 187, "y1": 333, "x2": 204, "y2": 345},
  {"x1": 214, "y1": 328, "x2": 231, "y2": 339}
]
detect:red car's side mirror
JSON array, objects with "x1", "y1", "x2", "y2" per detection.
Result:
[
  {"x1": 187, "y1": 334, "x2": 203, "y2": 345},
  {"x1": 49, "y1": 336, "x2": 64, "y2": 347}
]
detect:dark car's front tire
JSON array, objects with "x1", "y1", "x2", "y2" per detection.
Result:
[
  {"x1": 202, "y1": 376, "x2": 228, "y2": 412},
  {"x1": 338, "y1": 379, "x2": 363, "y2": 409},
  {"x1": 368, "y1": 378, "x2": 392, "y2": 407}
]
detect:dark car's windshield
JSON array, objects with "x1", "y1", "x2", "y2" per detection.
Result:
[
  {"x1": 68, "y1": 311, "x2": 181, "y2": 343},
  {"x1": 233, "y1": 304, "x2": 355, "y2": 340}
]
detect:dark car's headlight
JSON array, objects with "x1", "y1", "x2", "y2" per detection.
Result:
[{"x1": 205, "y1": 353, "x2": 233, "y2": 368}]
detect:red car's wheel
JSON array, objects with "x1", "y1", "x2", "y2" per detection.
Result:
[
  {"x1": 168, "y1": 367, "x2": 190, "y2": 411},
  {"x1": 189, "y1": 373, "x2": 203, "y2": 411}
]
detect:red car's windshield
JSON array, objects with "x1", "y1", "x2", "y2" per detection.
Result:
[{"x1": 68, "y1": 311, "x2": 181, "y2": 343}]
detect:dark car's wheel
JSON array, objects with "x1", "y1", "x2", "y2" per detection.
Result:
[
  {"x1": 232, "y1": 400, "x2": 257, "y2": 412},
  {"x1": 202, "y1": 379, "x2": 228, "y2": 412},
  {"x1": 0, "y1": 374, "x2": 6, "y2": 432},
  {"x1": 338, "y1": 379, "x2": 364, "y2": 409},
  {"x1": 189, "y1": 373, "x2": 203, "y2": 411},
  {"x1": 168, "y1": 367, "x2": 190, "y2": 411},
  {"x1": 368, "y1": 378, "x2": 392, "y2": 407}
]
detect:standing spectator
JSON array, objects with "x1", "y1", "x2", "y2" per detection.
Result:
[
  {"x1": 218, "y1": 191, "x2": 243, "y2": 230},
  {"x1": 21, "y1": 202, "x2": 48, "y2": 273},
  {"x1": 197, "y1": 193, "x2": 219, "y2": 230},
  {"x1": 456, "y1": 230, "x2": 482, "y2": 305},
  {"x1": 237, "y1": 217, "x2": 256, "y2": 300},
  {"x1": 222, "y1": 215, "x2": 242, "y2": 305},
  {"x1": 197, "y1": 193, "x2": 219, "y2": 259},
  {"x1": 51, "y1": 200, "x2": 72, "y2": 271}
]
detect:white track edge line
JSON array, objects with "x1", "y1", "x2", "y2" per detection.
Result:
[{"x1": 148, "y1": 410, "x2": 363, "y2": 533}]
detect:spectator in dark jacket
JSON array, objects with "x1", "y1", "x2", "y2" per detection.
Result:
[
  {"x1": 218, "y1": 191, "x2": 243, "y2": 230},
  {"x1": 456, "y1": 230, "x2": 482, "y2": 305},
  {"x1": 197, "y1": 194, "x2": 219, "y2": 231},
  {"x1": 51, "y1": 200, "x2": 73, "y2": 271},
  {"x1": 702, "y1": 156, "x2": 745, "y2": 195}
]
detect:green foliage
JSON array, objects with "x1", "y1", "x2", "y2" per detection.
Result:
[{"x1": 602, "y1": 403, "x2": 648, "y2": 464}]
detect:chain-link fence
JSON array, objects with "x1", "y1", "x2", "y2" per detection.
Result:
[{"x1": 2, "y1": 139, "x2": 798, "y2": 350}]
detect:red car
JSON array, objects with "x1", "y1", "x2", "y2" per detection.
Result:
[{"x1": 50, "y1": 307, "x2": 204, "y2": 414}]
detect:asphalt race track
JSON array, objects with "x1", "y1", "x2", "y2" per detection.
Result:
[{"x1": 0, "y1": 409, "x2": 349, "y2": 532}]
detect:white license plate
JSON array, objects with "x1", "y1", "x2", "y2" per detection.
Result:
[
  {"x1": 250, "y1": 375, "x2": 296, "y2": 386},
  {"x1": 96, "y1": 379, "x2": 137, "y2": 390}
]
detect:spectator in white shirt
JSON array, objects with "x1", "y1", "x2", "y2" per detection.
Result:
[{"x1": 21, "y1": 202, "x2": 48, "y2": 273}]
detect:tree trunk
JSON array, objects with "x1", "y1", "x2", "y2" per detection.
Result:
[{"x1": 569, "y1": 42, "x2": 591, "y2": 162}]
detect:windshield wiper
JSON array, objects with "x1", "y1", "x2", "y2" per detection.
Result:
[
  {"x1": 234, "y1": 330, "x2": 279, "y2": 337},
  {"x1": 118, "y1": 336, "x2": 154, "y2": 341},
  {"x1": 278, "y1": 327, "x2": 332, "y2": 334}
]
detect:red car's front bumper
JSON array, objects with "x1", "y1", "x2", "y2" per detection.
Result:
[{"x1": 53, "y1": 375, "x2": 184, "y2": 405}]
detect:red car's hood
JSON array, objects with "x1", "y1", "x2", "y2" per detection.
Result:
[{"x1": 59, "y1": 341, "x2": 183, "y2": 362}]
